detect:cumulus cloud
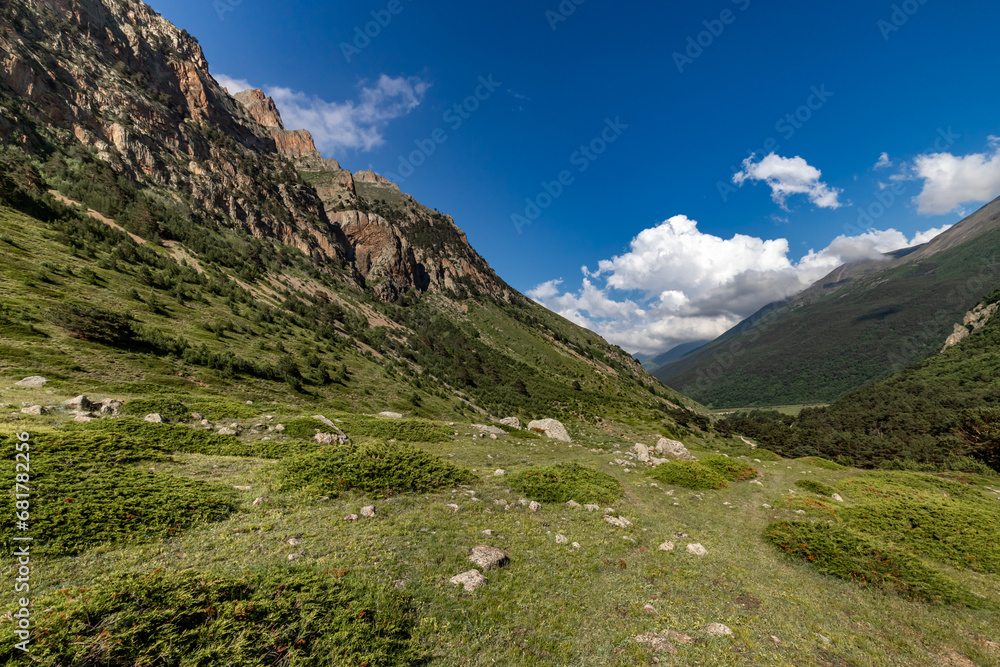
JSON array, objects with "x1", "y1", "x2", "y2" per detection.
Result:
[
  {"x1": 733, "y1": 153, "x2": 843, "y2": 210},
  {"x1": 529, "y1": 216, "x2": 950, "y2": 355},
  {"x1": 909, "y1": 137, "x2": 1000, "y2": 215},
  {"x1": 214, "y1": 73, "x2": 429, "y2": 154}
]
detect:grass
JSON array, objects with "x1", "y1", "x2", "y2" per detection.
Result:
[
  {"x1": 276, "y1": 441, "x2": 476, "y2": 499},
  {"x1": 0, "y1": 569, "x2": 424, "y2": 665},
  {"x1": 507, "y1": 463, "x2": 623, "y2": 504},
  {"x1": 699, "y1": 455, "x2": 759, "y2": 482},
  {"x1": 121, "y1": 397, "x2": 191, "y2": 422},
  {"x1": 797, "y1": 456, "x2": 846, "y2": 471},
  {"x1": 795, "y1": 479, "x2": 838, "y2": 496}
]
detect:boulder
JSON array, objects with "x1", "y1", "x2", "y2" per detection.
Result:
[
  {"x1": 450, "y1": 569, "x2": 487, "y2": 592},
  {"x1": 63, "y1": 395, "x2": 92, "y2": 410},
  {"x1": 20, "y1": 405, "x2": 48, "y2": 415},
  {"x1": 314, "y1": 431, "x2": 349, "y2": 445},
  {"x1": 360, "y1": 505, "x2": 376, "y2": 518},
  {"x1": 144, "y1": 413, "x2": 164, "y2": 423},
  {"x1": 14, "y1": 376, "x2": 47, "y2": 387},
  {"x1": 686, "y1": 543, "x2": 708, "y2": 557},
  {"x1": 555, "y1": 534, "x2": 568, "y2": 544},
  {"x1": 832, "y1": 493, "x2": 844, "y2": 502},
  {"x1": 311, "y1": 415, "x2": 338, "y2": 428},
  {"x1": 583, "y1": 504, "x2": 600, "y2": 512},
  {"x1": 528, "y1": 501, "x2": 541, "y2": 512},
  {"x1": 98, "y1": 398, "x2": 123, "y2": 415},
  {"x1": 468, "y1": 545, "x2": 509, "y2": 570},
  {"x1": 217, "y1": 427, "x2": 237, "y2": 435},
  {"x1": 658, "y1": 541, "x2": 675, "y2": 551},
  {"x1": 633, "y1": 443, "x2": 651, "y2": 463},
  {"x1": 473, "y1": 424, "x2": 506, "y2": 436},
  {"x1": 378, "y1": 411, "x2": 403, "y2": 419},
  {"x1": 603, "y1": 515, "x2": 632, "y2": 529},
  {"x1": 565, "y1": 500, "x2": 581, "y2": 508},
  {"x1": 498, "y1": 417, "x2": 521, "y2": 430},
  {"x1": 493, "y1": 469, "x2": 506, "y2": 476},
  {"x1": 654, "y1": 437, "x2": 696, "y2": 461},
  {"x1": 526, "y1": 418, "x2": 571, "y2": 442},
  {"x1": 702, "y1": 623, "x2": 733, "y2": 637},
  {"x1": 633, "y1": 632, "x2": 677, "y2": 654},
  {"x1": 344, "y1": 514, "x2": 359, "y2": 522}
]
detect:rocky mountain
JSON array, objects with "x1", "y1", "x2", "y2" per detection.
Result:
[
  {"x1": 0, "y1": 0, "x2": 690, "y2": 424},
  {"x1": 655, "y1": 197, "x2": 1000, "y2": 408}
]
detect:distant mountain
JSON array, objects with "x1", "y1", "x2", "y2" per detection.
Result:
[
  {"x1": 654, "y1": 197, "x2": 1000, "y2": 408},
  {"x1": 638, "y1": 340, "x2": 709, "y2": 372},
  {"x1": 0, "y1": 0, "x2": 697, "y2": 424}
]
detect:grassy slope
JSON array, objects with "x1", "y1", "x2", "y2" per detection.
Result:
[
  {"x1": 655, "y1": 223, "x2": 1000, "y2": 408},
  {"x1": 2, "y1": 410, "x2": 998, "y2": 665}
]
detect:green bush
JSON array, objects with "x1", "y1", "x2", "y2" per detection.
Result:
[
  {"x1": 277, "y1": 442, "x2": 475, "y2": 498},
  {"x1": 754, "y1": 448, "x2": 783, "y2": 462},
  {"x1": 508, "y1": 464, "x2": 623, "y2": 504},
  {"x1": 649, "y1": 460, "x2": 728, "y2": 490},
  {"x1": 765, "y1": 521, "x2": 985, "y2": 607},
  {"x1": 0, "y1": 569, "x2": 424, "y2": 665},
  {"x1": 840, "y1": 497, "x2": 1000, "y2": 574},
  {"x1": 700, "y1": 455, "x2": 759, "y2": 482},
  {"x1": 49, "y1": 301, "x2": 137, "y2": 347},
  {"x1": 838, "y1": 471, "x2": 983, "y2": 503},
  {"x1": 795, "y1": 479, "x2": 838, "y2": 496},
  {"x1": 0, "y1": 432, "x2": 237, "y2": 557},
  {"x1": 797, "y1": 456, "x2": 845, "y2": 471},
  {"x1": 122, "y1": 398, "x2": 190, "y2": 422},
  {"x1": 281, "y1": 416, "x2": 330, "y2": 439},
  {"x1": 189, "y1": 400, "x2": 262, "y2": 419},
  {"x1": 338, "y1": 414, "x2": 451, "y2": 442}
]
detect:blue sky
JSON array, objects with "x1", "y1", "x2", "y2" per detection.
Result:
[{"x1": 150, "y1": 0, "x2": 1000, "y2": 355}]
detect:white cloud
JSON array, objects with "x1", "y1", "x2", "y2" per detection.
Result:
[
  {"x1": 874, "y1": 152, "x2": 892, "y2": 170},
  {"x1": 733, "y1": 153, "x2": 843, "y2": 210},
  {"x1": 214, "y1": 73, "x2": 429, "y2": 155},
  {"x1": 529, "y1": 216, "x2": 950, "y2": 355},
  {"x1": 909, "y1": 137, "x2": 1000, "y2": 215}
]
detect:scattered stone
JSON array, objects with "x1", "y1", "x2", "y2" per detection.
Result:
[
  {"x1": 191, "y1": 412, "x2": 203, "y2": 420},
  {"x1": 634, "y1": 443, "x2": 651, "y2": 463},
  {"x1": 144, "y1": 413, "x2": 163, "y2": 423},
  {"x1": 686, "y1": 543, "x2": 708, "y2": 557},
  {"x1": 489, "y1": 433, "x2": 498, "y2": 440},
  {"x1": 642, "y1": 603, "x2": 658, "y2": 615},
  {"x1": 217, "y1": 427, "x2": 237, "y2": 435},
  {"x1": 287, "y1": 538, "x2": 302, "y2": 546},
  {"x1": 793, "y1": 510, "x2": 806, "y2": 515},
  {"x1": 654, "y1": 437, "x2": 697, "y2": 461},
  {"x1": 393, "y1": 579, "x2": 407, "y2": 590},
  {"x1": 572, "y1": 542, "x2": 581, "y2": 549},
  {"x1": 633, "y1": 632, "x2": 677, "y2": 654},
  {"x1": 565, "y1": 500, "x2": 581, "y2": 508},
  {"x1": 703, "y1": 623, "x2": 733, "y2": 637},
  {"x1": 494, "y1": 469, "x2": 506, "y2": 476},
  {"x1": 658, "y1": 541, "x2": 675, "y2": 551},
  {"x1": 604, "y1": 515, "x2": 632, "y2": 529},
  {"x1": 473, "y1": 424, "x2": 506, "y2": 436},
  {"x1": 584, "y1": 504, "x2": 600, "y2": 512},
  {"x1": 450, "y1": 569, "x2": 487, "y2": 592},
  {"x1": 526, "y1": 418, "x2": 572, "y2": 442},
  {"x1": 234, "y1": 486, "x2": 252, "y2": 491},
  {"x1": 499, "y1": 416, "x2": 521, "y2": 429},
  {"x1": 14, "y1": 376, "x2": 47, "y2": 387},
  {"x1": 360, "y1": 505, "x2": 376, "y2": 518},
  {"x1": 622, "y1": 535, "x2": 636, "y2": 543},
  {"x1": 21, "y1": 405, "x2": 48, "y2": 415},
  {"x1": 762, "y1": 504, "x2": 773, "y2": 509},
  {"x1": 445, "y1": 503, "x2": 462, "y2": 512},
  {"x1": 311, "y1": 415, "x2": 337, "y2": 428},
  {"x1": 344, "y1": 514, "x2": 359, "y2": 522},
  {"x1": 63, "y1": 395, "x2": 92, "y2": 410},
  {"x1": 665, "y1": 630, "x2": 694, "y2": 645},
  {"x1": 314, "y1": 431, "x2": 349, "y2": 445},
  {"x1": 252, "y1": 496, "x2": 265, "y2": 506},
  {"x1": 832, "y1": 493, "x2": 844, "y2": 502},
  {"x1": 769, "y1": 635, "x2": 782, "y2": 644},
  {"x1": 555, "y1": 534, "x2": 568, "y2": 544},
  {"x1": 378, "y1": 411, "x2": 404, "y2": 419},
  {"x1": 73, "y1": 414, "x2": 93, "y2": 422},
  {"x1": 528, "y1": 501, "x2": 541, "y2": 512},
  {"x1": 287, "y1": 552, "x2": 304, "y2": 561},
  {"x1": 481, "y1": 529, "x2": 493, "y2": 536},
  {"x1": 518, "y1": 498, "x2": 529, "y2": 506},
  {"x1": 274, "y1": 424, "x2": 285, "y2": 432},
  {"x1": 98, "y1": 398, "x2": 122, "y2": 415}
]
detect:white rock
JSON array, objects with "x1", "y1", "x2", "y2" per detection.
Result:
[
  {"x1": 603, "y1": 515, "x2": 632, "y2": 529},
  {"x1": 583, "y1": 504, "x2": 600, "y2": 512},
  {"x1": 494, "y1": 469, "x2": 506, "y2": 476},
  {"x1": 703, "y1": 623, "x2": 733, "y2": 637},
  {"x1": 654, "y1": 437, "x2": 696, "y2": 461},
  {"x1": 526, "y1": 418, "x2": 572, "y2": 442},
  {"x1": 287, "y1": 552, "x2": 303, "y2": 561},
  {"x1": 63, "y1": 395, "x2": 92, "y2": 410},
  {"x1": 469, "y1": 545, "x2": 509, "y2": 570},
  {"x1": 499, "y1": 417, "x2": 521, "y2": 429},
  {"x1": 762, "y1": 504, "x2": 773, "y2": 509},
  {"x1": 565, "y1": 500, "x2": 581, "y2": 508},
  {"x1": 658, "y1": 541, "x2": 675, "y2": 551},
  {"x1": 642, "y1": 603, "x2": 658, "y2": 615},
  {"x1": 450, "y1": 569, "x2": 487, "y2": 592},
  {"x1": 378, "y1": 411, "x2": 403, "y2": 419},
  {"x1": 832, "y1": 493, "x2": 844, "y2": 502},
  {"x1": 360, "y1": 505, "x2": 376, "y2": 518},
  {"x1": 312, "y1": 415, "x2": 337, "y2": 428},
  {"x1": 14, "y1": 376, "x2": 47, "y2": 387},
  {"x1": 555, "y1": 534, "x2": 568, "y2": 544},
  {"x1": 634, "y1": 443, "x2": 651, "y2": 463},
  {"x1": 234, "y1": 485, "x2": 252, "y2": 491},
  {"x1": 528, "y1": 501, "x2": 541, "y2": 512},
  {"x1": 445, "y1": 504, "x2": 462, "y2": 512},
  {"x1": 572, "y1": 542, "x2": 581, "y2": 549},
  {"x1": 344, "y1": 514, "x2": 359, "y2": 522},
  {"x1": 274, "y1": 424, "x2": 285, "y2": 432},
  {"x1": 481, "y1": 529, "x2": 493, "y2": 536},
  {"x1": 217, "y1": 427, "x2": 237, "y2": 435},
  {"x1": 252, "y1": 496, "x2": 265, "y2": 506},
  {"x1": 686, "y1": 543, "x2": 708, "y2": 557},
  {"x1": 98, "y1": 398, "x2": 122, "y2": 415},
  {"x1": 473, "y1": 424, "x2": 506, "y2": 436},
  {"x1": 144, "y1": 413, "x2": 163, "y2": 423},
  {"x1": 314, "y1": 431, "x2": 349, "y2": 445},
  {"x1": 287, "y1": 538, "x2": 302, "y2": 546},
  {"x1": 633, "y1": 632, "x2": 677, "y2": 653},
  {"x1": 20, "y1": 405, "x2": 48, "y2": 415}
]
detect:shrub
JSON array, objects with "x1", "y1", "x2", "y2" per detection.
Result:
[
  {"x1": 189, "y1": 400, "x2": 262, "y2": 419},
  {"x1": 795, "y1": 479, "x2": 838, "y2": 496},
  {"x1": 765, "y1": 521, "x2": 985, "y2": 607},
  {"x1": 754, "y1": 448, "x2": 783, "y2": 462},
  {"x1": 49, "y1": 302, "x2": 137, "y2": 347},
  {"x1": 838, "y1": 471, "x2": 983, "y2": 503},
  {"x1": 0, "y1": 432, "x2": 237, "y2": 557},
  {"x1": 122, "y1": 398, "x2": 190, "y2": 422},
  {"x1": 337, "y1": 414, "x2": 451, "y2": 442},
  {"x1": 781, "y1": 496, "x2": 838, "y2": 515},
  {"x1": 281, "y1": 416, "x2": 330, "y2": 439},
  {"x1": 508, "y1": 464, "x2": 623, "y2": 504},
  {"x1": 797, "y1": 456, "x2": 845, "y2": 471},
  {"x1": 839, "y1": 497, "x2": 1000, "y2": 575},
  {"x1": 277, "y1": 442, "x2": 475, "y2": 498},
  {"x1": 649, "y1": 460, "x2": 728, "y2": 490},
  {"x1": 0, "y1": 569, "x2": 425, "y2": 665},
  {"x1": 700, "y1": 455, "x2": 759, "y2": 482}
]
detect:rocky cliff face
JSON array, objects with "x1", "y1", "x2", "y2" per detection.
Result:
[{"x1": 0, "y1": 0, "x2": 350, "y2": 266}]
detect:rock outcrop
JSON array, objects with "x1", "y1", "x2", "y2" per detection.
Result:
[
  {"x1": 942, "y1": 301, "x2": 999, "y2": 352},
  {"x1": 527, "y1": 418, "x2": 571, "y2": 442}
]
